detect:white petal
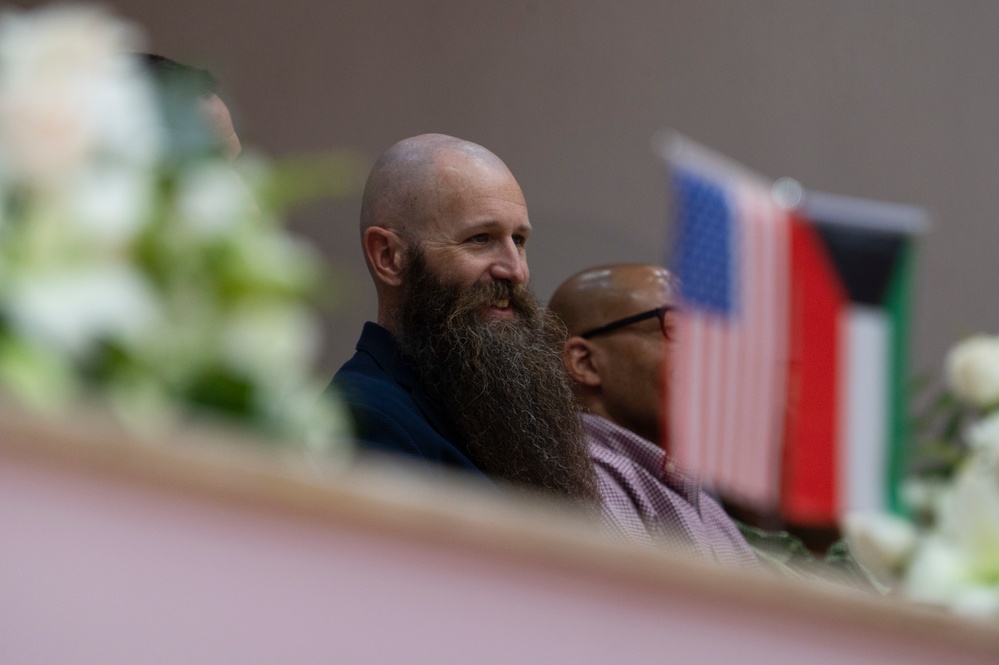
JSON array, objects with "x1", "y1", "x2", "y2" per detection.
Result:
[
  {"x1": 7, "y1": 264, "x2": 159, "y2": 356},
  {"x1": 64, "y1": 165, "x2": 153, "y2": 244},
  {"x1": 904, "y1": 537, "x2": 968, "y2": 605},
  {"x1": 176, "y1": 163, "x2": 257, "y2": 235},
  {"x1": 842, "y1": 512, "x2": 918, "y2": 583},
  {"x1": 221, "y1": 300, "x2": 320, "y2": 382},
  {"x1": 951, "y1": 587, "x2": 999, "y2": 618},
  {"x1": 946, "y1": 335, "x2": 999, "y2": 408}
]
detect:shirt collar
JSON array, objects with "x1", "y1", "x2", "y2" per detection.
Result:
[{"x1": 356, "y1": 321, "x2": 418, "y2": 389}]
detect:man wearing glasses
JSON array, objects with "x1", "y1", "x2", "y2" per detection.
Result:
[{"x1": 549, "y1": 264, "x2": 760, "y2": 568}]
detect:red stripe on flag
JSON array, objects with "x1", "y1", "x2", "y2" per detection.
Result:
[
  {"x1": 781, "y1": 215, "x2": 847, "y2": 525},
  {"x1": 765, "y1": 194, "x2": 791, "y2": 507}
]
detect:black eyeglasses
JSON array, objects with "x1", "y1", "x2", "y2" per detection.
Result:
[{"x1": 579, "y1": 306, "x2": 676, "y2": 339}]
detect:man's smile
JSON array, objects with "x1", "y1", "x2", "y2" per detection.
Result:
[{"x1": 485, "y1": 298, "x2": 513, "y2": 318}]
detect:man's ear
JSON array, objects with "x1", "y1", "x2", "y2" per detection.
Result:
[
  {"x1": 564, "y1": 336, "x2": 601, "y2": 388},
  {"x1": 363, "y1": 226, "x2": 407, "y2": 287}
]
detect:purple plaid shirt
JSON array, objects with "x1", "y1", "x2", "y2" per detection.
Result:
[{"x1": 586, "y1": 414, "x2": 762, "y2": 571}]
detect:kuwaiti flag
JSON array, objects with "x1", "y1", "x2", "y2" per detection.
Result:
[
  {"x1": 663, "y1": 135, "x2": 790, "y2": 511},
  {"x1": 782, "y1": 192, "x2": 928, "y2": 525}
]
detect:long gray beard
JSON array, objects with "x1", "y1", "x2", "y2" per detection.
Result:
[{"x1": 395, "y1": 252, "x2": 598, "y2": 506}]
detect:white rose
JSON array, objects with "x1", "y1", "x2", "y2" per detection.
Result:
[
  {"x1": 261, "y1": 381, "x2": 352, "y2": 456},
  {"x1": 175, "y1": 162, "x2": 258, "y2": 235},
  {"x1": 220, "y1": 299, "x2": 320, "y2": 383},
  {"x1": 950, "y1": 587, "x2": 999, "y2": 618},
  {"x1": 0, "y1": 5, "x2": 161, "y2": 185},
  {"x1": 89, "y1": 56, "x2": 163, "y2": 167},
  {"x1": 903, "y1": 536, "x2": 969, "y2": 607},
  {"x1": 946, "y1": 335, "x2": 999, "y2": 408},
  {"x1": 6, "y1": 263, "x2": 160, "y2": 358},
  {"x1": 939, "y1": 454, "x2": 999, "y2": 577},
  {"x1": 904, "y1": 535, "x2": 999, "y2": 618},
  {"x1": 842, "y1": 512, "x2": 919, "y2": 584},
  {"x1": 63, "y1": 164, "x2": 154, "y2": 245},
  {"x1": 966, "y1": 411, "x2": 999, "y2": 463}
]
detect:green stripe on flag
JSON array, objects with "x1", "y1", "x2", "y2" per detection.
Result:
[{"x1": 884, "y1": 240, "x2": 914, "y2": 515}]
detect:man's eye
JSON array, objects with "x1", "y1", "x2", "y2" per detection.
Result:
[
  {"x1": 513, "y1": 235, "x2": 526, "y2": 247},
  {"x1": 469, "y1": 234, "x2": 488, "y2": 244}
]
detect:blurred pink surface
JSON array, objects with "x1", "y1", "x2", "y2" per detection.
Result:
[{"x1": 0, "y1": 454, "x2": 993, "y2": 665}]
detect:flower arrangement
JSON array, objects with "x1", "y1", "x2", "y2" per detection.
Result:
[
  {"x1": 0, "y1": 4, "x2": 352, "y2": 454},
  {"x1": 846, "y1": 334, "x2": 999, "y2": 617}
]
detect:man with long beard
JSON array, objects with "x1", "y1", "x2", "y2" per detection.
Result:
[{"x1": 329, "y1": 134, "x2": 597, "y2": 506}]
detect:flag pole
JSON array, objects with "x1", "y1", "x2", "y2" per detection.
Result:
[{"x1": 652, "y1": 130, "x2": 774, "y2": 190}]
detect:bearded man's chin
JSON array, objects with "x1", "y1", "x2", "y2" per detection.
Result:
[{"x1": 395, "y1": 252, "x2": 598, "y2": 504}]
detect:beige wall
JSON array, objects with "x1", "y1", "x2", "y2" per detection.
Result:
[{"x1": 26, "y1": 0, "x2": 999, "y2": 378}]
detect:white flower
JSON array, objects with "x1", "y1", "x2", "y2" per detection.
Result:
[
  {"x1": 176, "y1": 162, "x2": 257, "y2": 236},
  {"x1": 946, "y1": 335, "x2": 999, "y2": 408},
  {"x1": 842, "y1": 512, "x2": 919, "y2": 584},
  {"x1": 0, "y1": 5, "x2": 162, "y2": 185},
  {"x1": 938, "y1": 454, "x2": 999, "y2": 577},
  {"x1": 904, "y1": 535, "x2": 999, "y2": 618},
  {"x1": 903, "y1": 536, "x2": 969, "y2": 606},
  {"x1": 966, "y1": 411, "x2": 999, "y2": 464},
  {"x1": 0, "y1": 4, "x2": 350, "y2": 459},
  {"x1": 63, "y1": 164, "x2": 154, "y2": 245},
  {"x1": 221, "y1": 299, "x2": 320, "y2": 383},
  {"x1": 6, "y1": 263, "x2": 160, "y2": 357},
  {"x1": 951, "y1": 587, "x2": 999, "y2": 618},
  {"x1": 899, "y1": 452, "x2": 999, "y2": 616},
  {"x1": 262, "y1": 381, "x2": 351, "y2": 456}
]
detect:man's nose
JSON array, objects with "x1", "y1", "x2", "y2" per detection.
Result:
[{"x1": 489, "y1": 239, "x2": 528, "y2": 285}]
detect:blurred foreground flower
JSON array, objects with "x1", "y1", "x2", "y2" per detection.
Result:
[
  {"x1": 946, "y1": 335, "x2": 999, "y2": 409},
  {"x1": 0, "y1": 3, "x2": 357, "y2": 456},
  {"x1": 848, "y1": 332, "x2": 999, "y2": 617}
]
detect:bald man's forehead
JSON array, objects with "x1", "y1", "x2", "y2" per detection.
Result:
[
  {"x1": 611, "y1": 265, "x2": 676, "y2": 297},
  {"x1": 550, "y1": 264, "x2": 676, "y2": 334},
  {"x1": 420, "y1": 153, "x2": 524, "y2": 226},
  {"x1": 360, "y1": 135, "x2": 523, "y2": 243},
  {"x1": 569, "y1": 265, "x2": 673, "y2": 298}
]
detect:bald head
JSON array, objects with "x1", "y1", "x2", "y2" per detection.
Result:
[
  {"x1": 549, "y1": 264, "x2": 677, "y2": 337},
  {"x1": 360, "y1": 133, "x2": 511, "y2": 239}
]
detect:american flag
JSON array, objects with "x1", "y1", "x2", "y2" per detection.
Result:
[{"x1": 668, "y1": 155, "x2": 790, "y2": 511}]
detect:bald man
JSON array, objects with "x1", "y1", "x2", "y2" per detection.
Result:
[
  {"x1": 329, "y1": 134, "x2": 596, "y2": 505},
  {"x1": 550, "y1": 264, "x2": 761, "y2": 568}
]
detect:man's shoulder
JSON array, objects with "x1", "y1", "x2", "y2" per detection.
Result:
[
  {"x1": 330, "y1": 341, "x2": 426, "y2": 431},
  {"x1": 328, "y1": 331, "x2": 485, "y2": 476},
  {"x1": 330, "y1": 322, "x2": 412, "y2": 406},
  {"x1": 332, "y1": 349, "x2": 414, "y2": 418},
  {"x1": 583, "y1": 415, "x2": 663, "y2": 477}
]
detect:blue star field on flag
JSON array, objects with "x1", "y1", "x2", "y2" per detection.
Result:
[{"x1": 671, "y1": 168, "x2": 738, "y2": 316}]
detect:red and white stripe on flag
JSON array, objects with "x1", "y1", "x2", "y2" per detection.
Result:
[{"x1": 670, "y1": 181, "x2": 790, "y2": 511}]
